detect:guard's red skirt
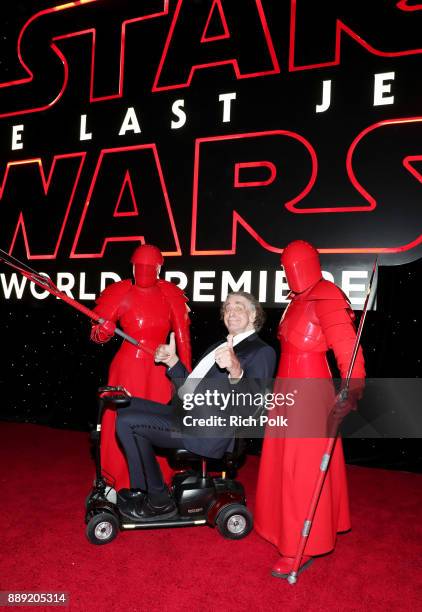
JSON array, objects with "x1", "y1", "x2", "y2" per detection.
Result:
[{"x1": 255, "y1": 359, "x2": 351, "y2": 556}]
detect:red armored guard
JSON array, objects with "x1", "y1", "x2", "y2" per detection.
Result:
[
  {"x1": 91, "y1": 244, "x2": 191, "y2": 490},
  {"x1": 255, "y1": 240, "x2": 365, "y2": 577}
]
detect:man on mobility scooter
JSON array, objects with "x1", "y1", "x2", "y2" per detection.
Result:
[{"x1": 86, "y1": 291, "x2": 276, "y2": 543}]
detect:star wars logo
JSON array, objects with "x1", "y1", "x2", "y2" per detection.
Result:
[{"x1": 0, "y1": 0, "x2": 421, "y2": 270}]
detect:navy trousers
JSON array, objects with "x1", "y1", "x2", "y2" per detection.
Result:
[{"x1": 116, "y1": 398, "x2": 183, "y2": 492}]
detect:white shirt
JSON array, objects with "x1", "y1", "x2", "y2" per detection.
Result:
[{"x1": 177, "y1": 328, "x2": 255, "y2": 397}]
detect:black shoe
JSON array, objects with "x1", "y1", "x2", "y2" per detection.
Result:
[
  {"x1": 118, "y1": 494, "x2": 177, "y2": 522},
  {"x1": 136, "y1": 496, "x2": 178, "y2": 521},
  {"x1": 117, "y1": 489, "x2": 146, "y2": 520},
  {"x1": 117, "y1": 488, "x2": 145, "y2": 501}
]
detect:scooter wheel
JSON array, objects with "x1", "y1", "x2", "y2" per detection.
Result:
[
  {"x1": 216, "y1": 504, "x2": 253, "y2": 540},
  {"x1": 86, "y1": 512, "x2": 119, "y2": 545}
]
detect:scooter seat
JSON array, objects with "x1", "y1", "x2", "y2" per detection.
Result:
[
  {"x1": 172, "y1": 448, "x2": 202, "y2": 462},
  {"x1": 98, "y1": 386, "x2": 131, "y2": 408},
  {"x1": 103, "y1": 395, "x2": 131, "y2": 408}
]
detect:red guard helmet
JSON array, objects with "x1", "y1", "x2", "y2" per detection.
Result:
[
  {"x1": 131, "y1": 244, "x2": 164, "y2": 288},
  {"x1": 281, "y1": 240, "x2": 322, "y2": 293}
]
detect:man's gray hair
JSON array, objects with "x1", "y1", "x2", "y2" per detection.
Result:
[{"x1": 220, "y1": 291, "x2": 266, "y2": 332}]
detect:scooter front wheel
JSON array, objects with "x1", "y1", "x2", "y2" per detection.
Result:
[
  {"x1": 86, "y1": 512, "x2": 119, "y2": 545},
  {"x1": 216, "y1": 504, "x2": 253, "y2": 540}
]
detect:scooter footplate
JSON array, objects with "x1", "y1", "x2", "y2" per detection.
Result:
[{"x1": 120, "y1": 516, "x2": 207, "y2": 530}]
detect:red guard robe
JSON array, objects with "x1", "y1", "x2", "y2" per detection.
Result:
[{"x1": 255, "y1": 279, "x2": 365, "y2": 556}]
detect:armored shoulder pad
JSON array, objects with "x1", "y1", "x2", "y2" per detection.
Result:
[
  {"x1": 95, "y1": 279, "x2": 132, "y2": 305},
  {"x1": 305, "y1": 279, "x2": 350, "y2": 303},
  {"x1": 157, "y1": 279, "x2": 189, "y2": 303}
]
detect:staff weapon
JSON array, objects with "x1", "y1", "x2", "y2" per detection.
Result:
[{"x1": 0, "y1": 248, "x2": 154, "y2": 356}]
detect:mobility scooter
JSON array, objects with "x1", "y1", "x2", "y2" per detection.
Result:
[{"x1": 85, "y1": 387, "x2": 253, "y2": 545}]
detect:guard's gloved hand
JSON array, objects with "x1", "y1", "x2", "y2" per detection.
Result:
[
  {"x1": 333, "y1": 390, "x2": 357, "y2": 418},
  {"x1": 327, "y1": 385, "x2": 363, "y2": 436},
  {"x1": 334, "y1": 374, "x2": 365, "y2": 414},
  {"x1": 90, "y1": 319, "x2": 116, "y2": 344}
]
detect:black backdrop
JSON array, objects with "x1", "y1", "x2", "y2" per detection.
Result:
[{"x1": 1, "y1": 0, "x2": 421, "y2": 471}]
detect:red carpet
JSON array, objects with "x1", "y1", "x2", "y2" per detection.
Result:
[{"x1": 0, "y1": 423, "x2": 421, "y2": 611}]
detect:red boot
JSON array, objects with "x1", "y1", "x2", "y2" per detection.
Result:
[{"x1": 271, "y1": 555, "x2": 314, "y2": 579}]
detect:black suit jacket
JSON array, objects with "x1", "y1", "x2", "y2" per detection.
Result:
[{"x1": 167, "y1": 332, "x2": 276, "y2": 458}]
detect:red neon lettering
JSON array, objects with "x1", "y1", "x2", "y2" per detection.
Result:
[
  {"x1": 0, "y1": 0, "x2": 169, "y2": 118},
  {"x1": 290, "y1": 0, "x2": 422, "y2": 71},
  {"x1": 0, "y1": 153, "x2": 85, "y2": 258},
  {"x1": 153, "y1": 0, "x2": 279, "y2": 91},
  {"x1": 234, "y1": 161, "x2": 276, "y2": 187},
  {"x1": 191, "y1": 124, "x2": 422, "y2": 255},
  {"x1": 201, "y1": 0, "x2": 230, "y2": 43},
  {"x1": 191, "y1": 131, "x2": 317, "y2": 255},
  {"x1": 403, "y1": 155, "x2": 422, "y2": 183},
  {"x1": 71, "y1": 144, "x2": 181, "y2": 258},
  {"x1": 113, "y1": 171, "x2": 139, "y2": 217},
  {"x1": 395, "y1": 1, "x2": 422, "y2": 12},
  {"x1": 54, "y1": 0, "x2": 169, "y2": 103}
]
